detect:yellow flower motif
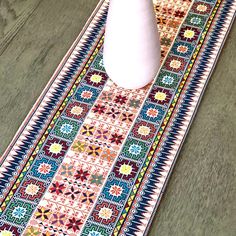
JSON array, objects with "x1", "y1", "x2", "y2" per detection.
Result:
[
  {"x1": 197, "y1": 4, "x2": 207, "y2": 12},
  {"x1": 81, "y1": 125, "x2": 94, "y2": 136},
  {"x1": 154, "y1": 92, "x2": 166, "y2": 101},
  {"x1": 25, "y1": 226, "x2": 40, "y2": 236},
  {"x1": 90, "y1": 74, "x2": 102, "y2": 83},
  {"x1": 71, "y1": 106, "x2": 83, "y2": 115},
  {"x1": 25, "y1": 183, "x2": 39, "y2": 196},
  {"x1": 35, "y1": 207, "x2": 51, "y2": 221},
  {"x1": 72, "y1": 141, "x2": 87, "y2": 152},
  {"x1": 49, "y1": 143, "x2": 62, "y2": 154},
  {"x1": 138, "y1": 126, "x2": 151, "y2": 136},
  {"x1": 87, "y1": 145, "x2": 101, "y2": 157},
  {"x1": 184, "y1": 29, "x2": 195, "y2": 39},
  {"x1": 119, "y1": 164, "x2": 132, "y2": 175},
  {"x1": 170, "y1": 59, "x2": 181, "y2": 69},
  {"x1": 98, "y1": 207, "x2": 113, "y2": 219},
  {"x1": 0, "y1": 230, "x2": 13, "y2": 236}
]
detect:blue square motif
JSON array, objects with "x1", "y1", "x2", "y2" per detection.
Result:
[
  {"x1": 75, "y1": 85, "x2": 100, "y2": 104},
  {"x1": 103, "y1": 179, "x2": 130, "y2": 203},
  {"x1": 140, "y1": 102, "x2": 166, "y2": 124},
  {"x1": 171, "y1": 40, "x2": 195, "y2": 58},
  {"x1": 30, "y1": 156, "x2": 58, "y2": 180}
]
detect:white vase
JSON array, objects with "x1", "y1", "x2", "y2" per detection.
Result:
[{"x1": 103, "y1": 0, "x2": 161, "y2": 89}]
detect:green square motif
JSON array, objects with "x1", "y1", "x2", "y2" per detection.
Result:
[
  {"x1": 155, "y1": 70, "x2": 181, "y2": 89},
  {"x1": 53, "y1": 118, "x2": 80, "y2": 141},
  {"x1": 5, "y1": 199, "x2": 35, "y2": 226},
  {"x1": 122, "y1": 138, "x2": 149, "y2": 161},
  {"x1": 185, "y1": 13, "x2": 207, "y2": 29}
]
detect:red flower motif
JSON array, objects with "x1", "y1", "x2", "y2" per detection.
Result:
[
  {"x1": 19, "y1": 178, "x2": 46, "y2": 201},
  {"x1": 92, "y1": 202, "x2": 119, "y2": 224},
  {"x1": 81, "y1": 191, "x2": 95, "y2": 204},
  {"x1": 110, "y1": 133, "x2": 124, "y2": 145},
  {"x1": 162, "y1": 7, "x2": 172, "y2": 15},
  {"x1": 66, "y1": 217, "x2": 83, "y2": 232},
  {"x1": 65, "y1": 101, "x2": 88, "y2": 120},
  {"x1": 122, "y1": 113, "x2": 133, "y2": 122},
  {"x1": 107, "y1": 108, "x2": 120, "y2": 119},
  {"x1": 65, "y1": 186, "x2": 80, "y2": 200},
  {"x1": 132, "y1": 120, "x2": 156, "y2": 141},
  {"x1": 165, "y1": 56, "x2": 186, "y2": 73},
  {"x1": 50, "y1": 182, "x2": 66, "y2": 195},
  {"x1": 38, "y1": 163, "x2": 51, "y2": 174},
  {"x1": 174, "y1": 10, "x2": 185, "y2": 18},
  {"x1": 92, "y1": 104, "x2": 106, "y2": 114},
  {"x1": 191, "y1": 2, "x2": 212, "y2": 14},
  {"x1": 74, "y1": 169, "x2": 89, "y2": 181},
  {"x1": 114, "y1": 95, "x2": 127, "y2": 105}
]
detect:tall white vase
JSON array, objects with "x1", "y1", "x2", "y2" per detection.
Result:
[{"x1": 103, "y1": 0, "x2": 161, "y2": 89}]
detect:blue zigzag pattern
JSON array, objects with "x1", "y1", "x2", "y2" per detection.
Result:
[
  {"x1": 0, "y1": 4, "x2": 108, "y2": 196},
  {"x1": 126, "y1": 0, "x2": 234, "y2": 234}
]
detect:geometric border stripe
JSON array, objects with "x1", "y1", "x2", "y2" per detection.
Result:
[
  {"x1": 121, "y1": 0, "x2": 236, "y2": 235},
  {"x1": 0, "y1": 0, "x2": 108, "y2": 200}
]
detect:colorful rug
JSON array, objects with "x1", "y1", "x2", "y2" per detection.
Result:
[{"x1": 0, "y1": 0, "x2": 235, "y2": 235}]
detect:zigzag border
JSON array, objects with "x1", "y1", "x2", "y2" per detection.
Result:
[
  {"x1": 0, "y1": 0, "x2": 108, "y2": 200},
  {"x1": 0, "y1": 0, "x2": 235, "y2": 235}
]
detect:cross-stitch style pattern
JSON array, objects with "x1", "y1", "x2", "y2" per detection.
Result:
[
  {"x1": 25, "y1": 72, "x2": 150, "y2": 235},
  {"x1": 80, "y1": 1, "x2": 228, "y2": 235},
  {"x1": 0, "y1": 0, "x2": 235, "y2": 235}
]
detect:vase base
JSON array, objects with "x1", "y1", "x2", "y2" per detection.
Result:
[{"x1": 106, "y1": 74, "x2": 157, "y2": 90}]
